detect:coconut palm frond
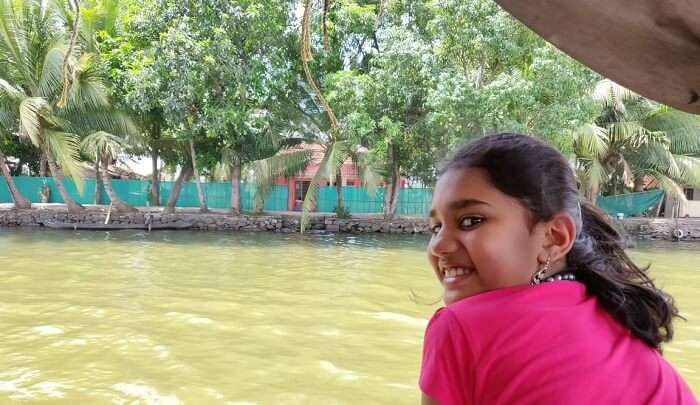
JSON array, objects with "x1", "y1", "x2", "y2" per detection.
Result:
[
  {"x1": 573, "y1": 123, "x2": 608, "y2": 159},
  {"x1": 585, "y1": 158, "x2": 609, "y2": 196},
  {"x1": 61, "y1": 52, "x2": 109, "y2": 111},
  {"x1": 251, "y1": 149, "x2": 312, "y2": 187},
  {"x1": 81, "y1": 130, "x2": 128, "y2": 161},
  {"x1": 18, "y1": 96, "x2": 52, "y2": 146},
  {"x1": 672, "y1": 154, "x2": 700, "y2": 188},
  {"x1": 644, "y1": 109, "x2": 700, "y2": 154},
  {"x1": 0, "y1": 79, "x2": 21, "y2": 125},
  {"x1": 633, "y1": 143, "x2": 674, "y2": 175},
  {"x1": 0, "y1": 102, "x2": 16, "y2": 127},
  {"x1": 607, "y1": 120, "x2": 645, "y2": 145},
  {"x1": 38, "y1": 40, "x2": 66, "y2": 99},
  {"x1": 0, "y1": 78, "x2": 25, "y2": 101},
  {"x1": 664, "y1": 149, "x2": 682, "y2": 180},
  {"x1": 649, "y1": 170, "x2": 686, "y2": 203},
  {"x1": 45, "y1": 128, "x2": 84, "y2": 192},
  {"x1": 251, "y1": 149, "x2": 312, "y2": 210},
  {"x1": 59, "y1": 108, "x2": 137, "y2": 137},
  {"x1": 352, "y1": 148, "x2": 382, "y2": 193},
  {"x1": 300, "y1": 148, "x2": 330, "y2": 233},
  {"x1": 324, "y1": 140, "x2": 350, "y2": 183},
  {"x1": 0, "y1": 2, "x2": 34, "y2": 88},
  {"x1": 593, "y1": 79, "x2": 639, "y2": 111}
]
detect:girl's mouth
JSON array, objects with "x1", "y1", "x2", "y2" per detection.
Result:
[{"x1": 441, "y1": 267, "x2": 474, "y2": 285}]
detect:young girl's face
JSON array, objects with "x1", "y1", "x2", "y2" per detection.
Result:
[{"x1": 428, "y1": 167, "x2": 546, "y2": 305}]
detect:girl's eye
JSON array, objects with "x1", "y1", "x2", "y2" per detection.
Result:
[
  {"x1": 430, "y1": 224, "x2": 442, "y2": 234},
  {"x1": 459, "y1": 217, "x2": 484, "y2": 228}
]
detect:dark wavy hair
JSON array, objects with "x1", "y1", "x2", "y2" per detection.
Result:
[{"x1": 439, "y1": 133, "x2": 679, "y2": 350}]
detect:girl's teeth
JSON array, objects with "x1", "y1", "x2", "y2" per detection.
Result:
[{"x1": 444, "y1": 268, "x2": 467, "y2": 278}]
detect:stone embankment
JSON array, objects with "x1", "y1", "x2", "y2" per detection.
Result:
[
  {"x1": 1, "y1": 207, "x2": 699, "y2": 240},
  {"x1": 0, "y1": 207, "x2": 428, "y2": 234}
]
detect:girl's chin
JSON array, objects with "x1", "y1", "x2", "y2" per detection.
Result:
[
  {"x1": 441, "y1": 273, "x2": 478, "y2": 304},
  {"x1": 443, "y1": 289, "x2": 475, "y2": 305}
]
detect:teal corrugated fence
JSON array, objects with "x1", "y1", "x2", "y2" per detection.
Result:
[{"x1": 1, "y1": 176, "x2": 432, "y2": 215}]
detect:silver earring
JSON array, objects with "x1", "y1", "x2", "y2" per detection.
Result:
[{"x1": 530, "y1": 256, "x2": 551, "y2": 285}]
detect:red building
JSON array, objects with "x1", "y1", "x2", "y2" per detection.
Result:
[{"x1": 274, "y1": 144, "x2": 406, "y2": 211}]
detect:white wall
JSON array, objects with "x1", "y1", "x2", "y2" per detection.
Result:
[
  {"x1": 684, "y1": 201, "x2": 700, "y2": 217},
  {"x1": 681, "y1": 188, "x2": 700, "y2": 217}
]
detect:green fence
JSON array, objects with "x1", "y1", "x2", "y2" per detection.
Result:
[
  {"x1": 0, "y1": 176, "x2": 116, "y2": 205},
  {"x1": 596, "y1": 190, "x2": 665, "y2": 217},
  {"x1": 314, "y1": 186, "x2": 432, "y2": 215},
  {"x1": 3, "y1": 176, "x2": 672, "y2": 218},
  {"x1": 1, "y1": 176, "x2": 433, "y2": 215},
  {"x1": 0, "y1": 176, "x2": 288, "y2": 211},
  {"x1": 317, "y1": 187, "x2": 384, "y2": 213}
]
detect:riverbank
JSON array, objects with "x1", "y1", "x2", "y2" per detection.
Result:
[
  {"x1": 1, "y1": 205, "x2": 699, "y2": 240},
  {"x1": 0, "y1": 205, "x2": 429, "y2": 234}
]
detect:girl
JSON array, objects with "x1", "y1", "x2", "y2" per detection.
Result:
[{"x1": 421, "y1": 133, "x2": 698, "y2": 405}]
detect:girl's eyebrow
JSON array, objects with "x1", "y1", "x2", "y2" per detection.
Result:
[{"x1": 429, "y1": 199, "x2": 491, "y2": 218}]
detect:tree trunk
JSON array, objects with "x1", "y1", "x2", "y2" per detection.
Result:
[
  {"x1": 663, "y1": 194, "x2": 682, "y2": 218},
  {"x1": 94, "y1": 159, "x2": 102, "y2": 205},
  {"x1": 150, "y1": 147, "x2": 160, "y2": 206},
  {"x1": 383, "y1": 143, "x2": 400, "y2": 219},
  {"x1": 230, "y1": 160, "x2": 241, "y2": 214},
  {"x1": 0, "y1": 150, "x2": 31, "y2": 209},
  {"x1": 46, "y1": 150, "x2": 84, "y2": 213},
  {"x1": 633, "y1": 175, "x2": 645, "y2": 192},
  {"x1": 189, "y1": 139, "x2": 209, "y2": 213},
  {"x1": 102, "y1": 158, "x2": 137, "y2": 212},
  {"x1": 164, "y1": 165, "x2": 193, "y2": 213},
  {"x1": 39, "y1": 152, "x2": 48, "y2": 177},
  {"x1": 335, "y1": 167, "x2": 344, "y2": 212},
  {"x1": 149, "y1": 122, "x2": 161, "y2": 206},
  {"x1": 588, "y1": 186, "x2": 600, "y2": 206}
]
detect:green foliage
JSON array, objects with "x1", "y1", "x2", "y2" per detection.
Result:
[
  {"x1": 425, "y1": 0, "x2": 598, "y2": 152},
  {"x1": 574, "y1": 80, "x2": 700, "y2": 201},
  {"x1": 0, "y1": 0, "x2": 136, "y2": 198},
  {"x1": 10, "y1": 0, "x2": 691, "y2": 220}
]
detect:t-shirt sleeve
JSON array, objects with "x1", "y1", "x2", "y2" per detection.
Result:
[{"x1": 419, "y1": 307, "x2": 473, "y2": 405}]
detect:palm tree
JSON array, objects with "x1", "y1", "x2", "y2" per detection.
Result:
[
  {"x1": 0, "y1": 0, "x2": 135, "y2": 213},
  {"x1": 81, "y1": 131, "x2": 137, "y2": 212},
  {"x1": 0, "y1": 148, "x2": 31, "y2": 209},
  {"x1": 296, "y1": 0, "x2": 385, "y2": 230},
  {"x1": 0, "y1": 114, "x2": 31, "y2": 208},
  {"x1": 247, "y1": 147, "x2": 313, "y2": 213},
  {"x1": 574, "y1": 80, "x2": 700, "y2": 203},
  {"x1": 289, "y1": 107, "x2": 381, "y2": 230},
  {"x1": 216, "y1": 115, "x2": 313, "y2": 215}
]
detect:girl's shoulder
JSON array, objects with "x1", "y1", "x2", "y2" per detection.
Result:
[
  {"x1": 431, "y1": 282, "x2": 599, "y2": 352},
  {"x1": 446, "y1": 281, "x2": 589, "y2": 317}
]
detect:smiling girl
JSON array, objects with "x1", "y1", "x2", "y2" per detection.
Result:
[{"x1": 420, "y1": 133, "x2": 698, "y2": 404}]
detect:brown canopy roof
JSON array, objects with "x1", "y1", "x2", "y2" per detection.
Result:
[{"x1": 494, "y1": 0, "x2": 700, "y2": 114}]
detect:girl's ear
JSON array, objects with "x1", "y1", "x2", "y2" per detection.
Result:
[{"x1": 538, "y1": 213, "x2": 576, "y2": 264}]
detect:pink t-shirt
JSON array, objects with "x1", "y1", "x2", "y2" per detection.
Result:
[{"x1": 420, "y1": 282, "x2": 698, "y2": 405}]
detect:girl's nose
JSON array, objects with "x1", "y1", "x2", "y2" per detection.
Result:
[{"x1": 429, "y1": 228, "x2": 459, "y2": 257}]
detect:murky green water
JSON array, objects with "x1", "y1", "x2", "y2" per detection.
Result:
[{"x1": 0, "y1": 229, "x2": 697, "y2": 403}]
